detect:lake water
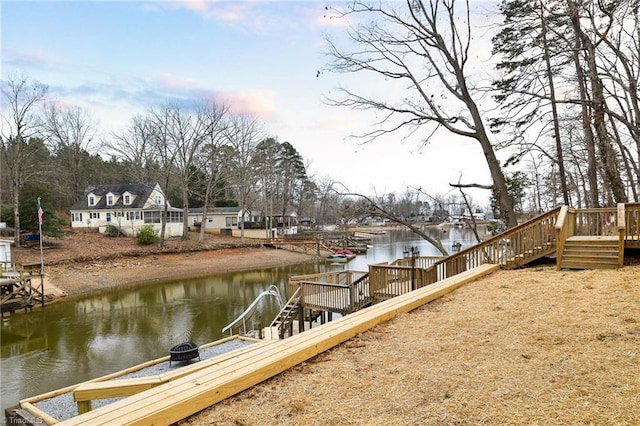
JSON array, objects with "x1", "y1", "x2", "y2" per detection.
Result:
[{"x1": 0, "y1": 226, "x2": 486, "y2": 412}]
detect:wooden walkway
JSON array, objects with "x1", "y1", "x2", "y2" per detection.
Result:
[{"x1": 53, "y1": 264, "x2": 498, "y2": 425}]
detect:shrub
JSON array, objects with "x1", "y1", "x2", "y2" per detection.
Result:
[
  {"x1": 104, "y1": 225, "x2": 125, "y2": 237},
  {"x1": 136, "y1": 225, "x2": 159, "y2": 245}
]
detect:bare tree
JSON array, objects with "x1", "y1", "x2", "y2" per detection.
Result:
[
  {"x1": 567, "y1": 0, "x2": 627, "y2": 203},
  {"x1": 146, "y1": 105, "x2": 179, "y2": 247},
  {"x1": 222, "y1": 114, "x2": 263, "y2": 243},
  {"x1": 0, "y1": 72, "x2": 48, "y2": 246},
  {"x1": 173, "y1": 101, "x2": 227, "y2": 240},
  {"x1": 194, "y1": 101, "x2": 229, "y2": 243},
  {"x1": 41, "y1": 104, "x2": 97, "y2": 204},
  {"x1": 325, "y1": 0, "x2": 518, "y2": 227},
  {"x1": 340, "y1": 191, "x2": 449, "y2": 255},
  {"x1": 314, "y1": 178, "x2": 342, "y2": 228},
  {"x1": 108, "y1": 114, "x2": 160, "y2": 184}
]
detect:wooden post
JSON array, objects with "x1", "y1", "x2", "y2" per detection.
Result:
[
  {"x1": 617, "y1": 203, "x2": 626, "y2": 268},
  {"x1": 555, "y1": 205, "x2": 569, "y2": 271}
]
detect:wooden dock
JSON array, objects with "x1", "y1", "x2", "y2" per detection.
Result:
[
  {"x1": 1, "y1": 262, "x2": 45, "y2": 314},
  {"x1": 48, "y1": 263, "x2": 498, "y2": 425}
]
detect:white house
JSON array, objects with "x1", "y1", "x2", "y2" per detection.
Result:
[
  {"x1": 188, "y1": 207, "x2": 298, "y2": 239},
  {"x1": 69, "y1": 183, "x2": 183, "y2": 237}
]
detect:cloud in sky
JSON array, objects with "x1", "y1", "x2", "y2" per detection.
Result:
[{"x1": 1, "y1": 0, "x2": 501, "y2": 202}]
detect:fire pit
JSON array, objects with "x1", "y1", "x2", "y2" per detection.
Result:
[{"x1": 168, "y1": 342, "x2": 200, "y2": 366}]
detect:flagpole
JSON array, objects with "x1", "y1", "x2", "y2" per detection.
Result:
[{"x1": 37, "y1": 197, "x2": 44, "y2": 274}]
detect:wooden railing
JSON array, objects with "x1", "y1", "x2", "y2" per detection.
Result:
[
  {"x1": 391, "y1": 256, "x2": 445, "y2": 269},
  {"x1": 270, "y1": 286, "x2": 302, "y2": 339},
  {"x1": 555, "y1": 204, "x2": 628, "y2": 269},
  {"x1": 286, "y1": 203, "x2": 639, "y2": 317},
  {"x1": 624, "y1": 203, "x2": 640, "y2": 247},
  {"x1": 422, "y1": 207, "x2": 563, "y2": 284},
  {"x1": 296, "y1": 278, "x2": 371, "y2": 315},
  {"x1": 288, "y1": 270, "x2": 368, "y2": 299},
  {"x1": 573, "y1": 207, "x2": 620, "y2": 236}
]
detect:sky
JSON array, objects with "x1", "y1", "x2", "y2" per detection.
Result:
[{"x1": 1, "y1": 0, "x2": 500, "y2": 205}]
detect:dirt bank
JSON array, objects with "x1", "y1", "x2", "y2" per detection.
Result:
[
  {"x1": 10, "y1": 230, "x2": 323, "y2": 300},
  {"x1": 42, "y1": 247, "x2": 319, "y2": 297}
]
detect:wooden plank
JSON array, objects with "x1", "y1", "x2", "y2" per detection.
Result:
[
  {"x1": 21, "y1": 336, "x2": 257, "y2": 408},
  {"x1": 74, "y1": 377, "x2": 163, "y2": 403},
  {"x1": 57, "y1": 264, "x2": 498, "y2": 426},
  {"x1": 20, "y1": 402, "x2": 59, "y2": 426},
  {"x1": 73, "y1": 340, "x2": 273, "y2": 404}
]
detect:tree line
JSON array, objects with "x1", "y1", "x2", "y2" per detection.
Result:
[
  {"x1": 1, "y1": 73, "x2": 474, "y2": 247},
  {"x1": 324, "y1": 0, "x2": 639, "y2": 227},
  {"x1": 3, "y1": 0, "x2": 639, "y2": 245}
]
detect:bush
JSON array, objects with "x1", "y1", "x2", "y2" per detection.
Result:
[
  {"x1": 136, "y1": 225, "x2": 159, "y2": 245},
  {"x1": 104, "y1": 225, "x2": 125, "y2": 237}
]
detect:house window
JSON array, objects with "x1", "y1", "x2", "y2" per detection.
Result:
[
  {"x1": 106, "y1": 195, "x2": 114, "y2": 206},
  {"x1": 72, "y1": 212, "x2": 83, "y2": 222},
  {"x1": 90, "y1": 212, "x2": 99, "y2": 219},
  {"x1": 126, "y1": 211, "x2": 141, "y2": 221},
  {"x1": 155, "y1": 195, "x2": 162, "y2": 205},
  {"x1": 167, "y1": 211, "x2": 182, "y2": 223},
  {"x1": 123, "y1": 194, "x2": 131, "y2": 205},
  {"x1": 116, "y1": 211, "x2": 123, "y2": 217},
  {"x1": 88, "y1": 196, "x2": 95, "y2": 206},
  {"x1": 106, "y1": 212, "x2": 112, "y2": 223},
  {"x1": 225, "y1": 217, "x2": 238, "y2": 227},
  {"x1": 144, "y1": 211, "x2": 162, "y2": 224}
]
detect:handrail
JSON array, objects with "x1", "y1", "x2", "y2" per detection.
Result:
[
  {"x1": 268, "y1": 286, "x2": 302, "y2": 339},
  {"x1": 425, "y1": 206, "x2": 563, "y2": 280},
  {"x1": 269, "y1": 286, "x2": 301, "y2": 329}
]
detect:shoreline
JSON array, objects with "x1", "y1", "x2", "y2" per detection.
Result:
[{"x1": 37, "y1": 246, "x2": 322, "y2": 303}]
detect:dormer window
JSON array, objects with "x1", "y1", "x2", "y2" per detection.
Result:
[
  {"x1": 106, "y1": 194, "x2": 114, "y2": 206},
  {"x1": 123, "y1": 193, "x2": 131, "y2": 205},
  {"x1": 88, "y1": 195, "x2": 96, "y2": 206}
]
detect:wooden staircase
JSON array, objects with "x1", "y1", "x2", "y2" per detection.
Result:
[
  {"x1": 558, "y1": 236, "x2": 620, "y2": 270},
  {"x1": 270, "y1": 288, "x2": 301, "y2": 339}
]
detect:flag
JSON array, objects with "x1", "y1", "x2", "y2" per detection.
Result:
[{"x1": 37, "y1": 200, "x2": 44, "y2": 225}]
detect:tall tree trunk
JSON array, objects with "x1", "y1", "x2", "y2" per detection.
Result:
[
  {"x1": 540, "y1": 2, "x2": 569, "y2": 205},
  {"x1": 199, "y1": 183, "x2": 212, "y2": 244},
  {"x1": 609, "y1": 115, "x2": 639, "y2": 201},
  {"x1": 568, "y1": 1, "x2": 627, "y2": 204},
  {"x1": 12, "y1": 181, "x2": 21, "y2": 247},
  {"x1": 459, "y1": 66, "x2": 517, "y2": 227},
  {"x1": 159, "y1": 175, "x2": 170, "y2": 248},
  {"x1": 182, "y1": 186, "x2": 189, "y2": 240},
  {"x1": 572, "y1": 43, "x2": 600, "y2": 207}
]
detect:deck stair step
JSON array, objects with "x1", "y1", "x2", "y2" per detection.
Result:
[
  {"x1": 560, "y1": 236, "x2": 620, "y2": 270},
  {"x1": 270, "y1": 294, "x2": 301, "y2": 339}
]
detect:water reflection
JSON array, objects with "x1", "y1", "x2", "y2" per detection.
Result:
[{"x1": 0, "y1": 226, "x2": 486, "y2": 412}]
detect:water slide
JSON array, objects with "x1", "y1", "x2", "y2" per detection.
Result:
[{"x1": 222, "y1": 285, "x2": 284, "y2": 334}]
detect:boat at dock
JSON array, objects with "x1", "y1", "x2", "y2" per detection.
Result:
[{"x1": 326, "y1": 249, "x2": 356, "y2": 263}]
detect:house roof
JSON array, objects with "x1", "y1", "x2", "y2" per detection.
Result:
[
  {"x1": 70, "y1": 183, "x2": 161, "y2": 211},
  {"x1": 188, "y1": 207, "x2": 241, "y2": 215}
]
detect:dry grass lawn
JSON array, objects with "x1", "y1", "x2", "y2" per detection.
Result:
[
  {"x1": 182, "y1": 264, "x2": 640, "y2": 426},
  {"x1": 11, "y1": 229, "x2": 640, "y2": 424}
]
